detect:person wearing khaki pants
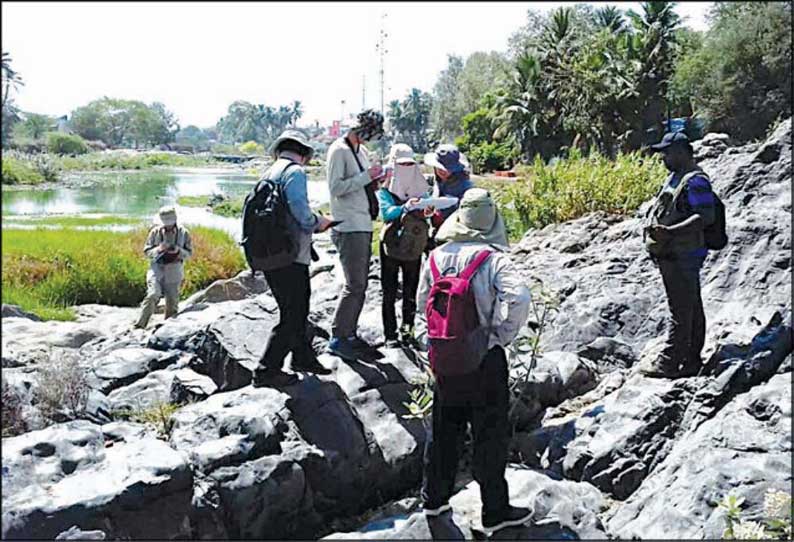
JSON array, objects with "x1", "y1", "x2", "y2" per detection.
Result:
[
  {"x1": 325, "y1": 109, "x2": 386, "y2": 360},
  {"x1": 134, "y1": 206, "x2": 193, "y2": 329}
]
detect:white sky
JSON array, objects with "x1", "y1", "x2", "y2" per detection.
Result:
[{"x1": 2, "y1": 1, "x2": 712, "y2": 129}]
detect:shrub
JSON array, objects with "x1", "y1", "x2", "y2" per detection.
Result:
[
  {"x1": 466, "y1": 140, "x2": 519, "y2": 173},
  {"x1": 46, "y1": 132, "x2": 89, "y2": 155},
  {"x1": 34, "y1": 353, "x2": 90, "y2": 423},
  {"x1": 2, "y1": 381, "x2": 27, "y2": 437},
  {"x1": 238, "y1": 140, "x2": 265, "y2": 155},
  {"x1": 720, "y1": 490, "x2": 792, "y2": 540},
  {"x1": 2, "y1": 155, "x2": 45, "y2": 185},
  {"x1": 480, "y1": 149, "x2": 666, "y2": 240}
]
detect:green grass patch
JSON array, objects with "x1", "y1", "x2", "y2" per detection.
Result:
[
  {"x1": 212, "y1": 198, "x2": 244, "y2": 218},
  {"x1": 2, "y1": 225, "x2": 246, "y2": 321},
  {"x1": 58, "y1": 152, "x2": 220, "y2": 171},
  {"x1": 177, "y1": 196, "x2": 210, "y2": 207},
  {"x1": 2, "y1": 156, "x2": 45, "y2": 185},
  {"x1": 3, "y1": 215, "x2": 145, "y2": 227},
  {"x1": 478, "y1": 149, "x2": 666, "y2": 241}
]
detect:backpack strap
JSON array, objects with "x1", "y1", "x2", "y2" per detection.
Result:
[
  {"x1": 459, "y1": 250, "x2": 492, "y2": 281},
  {"x1": 429, "y1": 253, "x2": 441, "y2": 282}
]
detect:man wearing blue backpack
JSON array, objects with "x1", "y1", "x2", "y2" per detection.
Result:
[
  {"x1": 417, "y1": 188, "x2": 533, "y2": 535},
  {"x1": 641, "y1": 131, "x2": 727, "y2": 379}
]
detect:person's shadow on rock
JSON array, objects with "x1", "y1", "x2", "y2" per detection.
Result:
[{"x1": 426, "y1": 514, "x2": 466, "y2": 540}]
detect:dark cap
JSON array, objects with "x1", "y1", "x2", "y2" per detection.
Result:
[{"x1": 650, "y1": 131, "x2": 690, "y2": 151}]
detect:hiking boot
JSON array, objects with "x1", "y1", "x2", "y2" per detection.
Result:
[
  {"x1": 638, "y1": 357, "x2": 680, "y2": 378},
  {"x1": 423, "y1": 503, "x2": 452, "y2": 517},
  {"x1": 327, "y1": 337, "x2": 360, "y2": 361},
  {"x1": 291, "y1": 356, "x2": 332, "y2": 376},
  {"x1": 679, "y1": 357, "x2": 703, "y2": 378},
  {"x1": 399, "y1": 325, "x2": 419, "y2": 348},
  {"x1": 482, "y1": 506, "x2": 532, "y2": 535},
  {"x1": 252, "y1": 367, "x2": 298, "y2": 388}
]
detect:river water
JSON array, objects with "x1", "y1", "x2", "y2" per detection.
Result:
[{"x1": 2, "y1": 168, "x2": 331, "y2": 241}]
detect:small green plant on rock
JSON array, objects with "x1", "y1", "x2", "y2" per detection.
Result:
[
  {"x1": 507, "y1": 283, "x2": 559, "y2": 424},
  {"x1": 402, "y1": 368, "x2": 434, "y2": 423},
  {"x1": 719, "y1": 490, "x2": 793, "y2": 540},
  {"x1": 113, "y1": 401, "x2": 181, "y2": 438}
]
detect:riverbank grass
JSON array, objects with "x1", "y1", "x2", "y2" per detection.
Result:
[
  {"x1": 478, "y1": 149, "x2": 666, "y2": 241},
  {"x1": 2, "y1": 224, "x2": 246, "y2": 321}
]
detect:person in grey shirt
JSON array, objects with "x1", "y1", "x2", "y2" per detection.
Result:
[
  {"x1": 325, "y1": 109, "x2": 386, "y2": 360},
  {"x1": 252, "y1": 130, "x2": 334, "y2": 388}
]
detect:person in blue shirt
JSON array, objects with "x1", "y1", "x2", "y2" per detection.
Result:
[
  {"x1": 642, "y1": 131, "x2": 716, "y2": 379},
  {"x1": 378, "y1": 143, "x2": 434, "y2": 346},
  {"x1": 252, "y1": 130, "x2": 335, "y2": 388},
  {"x1": 424, "y1": 144, "x2": 474, "y2": 232}
]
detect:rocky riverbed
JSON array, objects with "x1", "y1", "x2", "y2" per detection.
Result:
[{"x1": 1, "y1": 120, "x2": 791, "y2": 540}]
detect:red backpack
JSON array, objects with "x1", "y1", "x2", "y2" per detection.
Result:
[{"x1": 426, "y1": 250, "x2": 492, "y2": 376}]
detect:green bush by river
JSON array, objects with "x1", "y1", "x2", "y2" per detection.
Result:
[
  {"x1": 479, "y1": 149, "x2": 666, "y2": 241},
  {"x1": 2, "y1": 222, "x2": 246, "y2": 320}
]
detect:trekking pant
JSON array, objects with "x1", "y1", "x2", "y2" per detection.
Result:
[
  {"x1": 135, "y1": 274, "x2": 181, "y2": 328},
  {"x1": 421, "y1": 347, "x2": 510, "y2": 522},
  {"x1": 658, "y1": 255, "x2": 706, "y2": 370},
  {"x1": 331, "y1": 231, "x2": 372, "y2": 339},
  {"x1": 379, "y1": 242, "x2": 421, "y2": 340},
  {"x1": 260, "y1": 263, "x2": 313, "y2": 370}
]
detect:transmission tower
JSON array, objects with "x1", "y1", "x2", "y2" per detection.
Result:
[{"x1": 375, "y1": 12, "x2": 388, "y2": 117}]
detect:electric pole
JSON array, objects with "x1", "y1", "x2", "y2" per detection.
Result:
[{"x1": 375, "y1": 12, "x2": 388, "y2": 155}]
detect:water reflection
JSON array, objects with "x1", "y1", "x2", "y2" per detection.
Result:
[{"x1": 2, "y1": 168, "x2": 330, "y2": 242}]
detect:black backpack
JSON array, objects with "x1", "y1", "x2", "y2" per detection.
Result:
[
  {"x1": 240, "y1": 162, "x2": 298, "y2": 271},
  {"x1": 689, "y1": 171, "x2": 728, "y2": 251},
  {"x1": 704, "y1": 191, "x2": 728, "y2": 250}
]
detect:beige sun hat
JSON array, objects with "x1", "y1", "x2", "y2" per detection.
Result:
[
  {"x1": 158, "y1": 205, "x2": 177, "y2": 226},
  {"x1": 270, "y1": 129, "x2": 315, "y2": 159},
  {"x1": 436, "y1": 188, "x2": 508, "y2": 247},
  {"x1": 389, "y1": 143, "x2": 416, "y2": 164}
]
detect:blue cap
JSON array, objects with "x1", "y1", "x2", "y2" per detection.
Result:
[{"x1": 651, "y1": 131, "x2": 690, "y2": 151}]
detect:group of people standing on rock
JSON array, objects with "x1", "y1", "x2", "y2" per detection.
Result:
[{"x1": 132, "y1": 108, "x2": 723, "y2": 535}]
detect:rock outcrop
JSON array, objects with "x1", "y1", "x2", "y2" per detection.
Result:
[{"x1": 2, "y1": 120, "x2": 791, "y2": 540}]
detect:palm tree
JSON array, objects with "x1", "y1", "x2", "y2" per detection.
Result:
[
  {"x1": 1, "y1": 52, "x2": 24, "y2": 110},
  {"x1": 289, "y1": 100, "x2": 303, "y2": 126},
  {"x1": 595, "y1": 5, "x2": 626, "y2": 34}
]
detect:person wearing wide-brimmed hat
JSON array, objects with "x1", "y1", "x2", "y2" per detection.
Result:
[
  {"x1": 325, "y1": 109, "x2": 387, "y2": 361},
  {"x1": 424, "y1": 144, "x2": 475, "y2": 227},
  {"x1": 251, "y1": 130, "x2": 335, "y2": 388},
  {"x1": 416, "y1": 188, "x2": 532, "y2": 535},
  {"x1": 134, "y1": 206, "x2": 193, "y2": 329},
  {"x1": 377, "y1": 143, "x2": 434, "y2": 347}
]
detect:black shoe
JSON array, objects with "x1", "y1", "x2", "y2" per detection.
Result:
[
  {"x1": 679, "y1": 357, "x2": 703, "y2": 377},
  {"x1": 349, "y1": 335, "x2": 375, "y2": 351},
  {"x1": 252, "y1": 367, "x2": 298, "y2": 388},
  {"x1": 482, "y1": 506, "x2": 532, "y2": 535},
  {"x1": 292, "y1": 357, "x2": 332, "y2": 376}
]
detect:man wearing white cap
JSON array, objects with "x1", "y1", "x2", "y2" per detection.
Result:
[{"x1": 134, "y1": 205, "x2": 193, "y2": 329}]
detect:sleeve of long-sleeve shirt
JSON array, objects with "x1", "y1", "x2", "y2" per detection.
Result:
[
  {"x1": 178, "y1": 228, "x2": 193, "y2": 261},
  {"x1": 416, "y1": 256, "x2": 434, "y2": 321},
  {"x1": 686, "y1": 175, "x2": 716, "y2": 227},
  {"x1": 378, "y1": 189, "x2": 403, "y2": 223},
  {"x1": 491, "y1": 255, "x2": 531, "y2": 346},
  {"x1": 283, "y1": 167, "x2": 319, "y2": 233},
  {"x1": 143, "y1": 228, "x2": 160, "y2": 260},
  {"x1": 327, "y1": 146, "x2": 371, "y2": 197}
]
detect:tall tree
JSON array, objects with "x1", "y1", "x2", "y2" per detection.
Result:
[
  {"x1": 429, "y1": 54, "x2": 465, "y2": 140},
  {"x1": 1, "y1": 52, "x2": 24, "y2": 146}
]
